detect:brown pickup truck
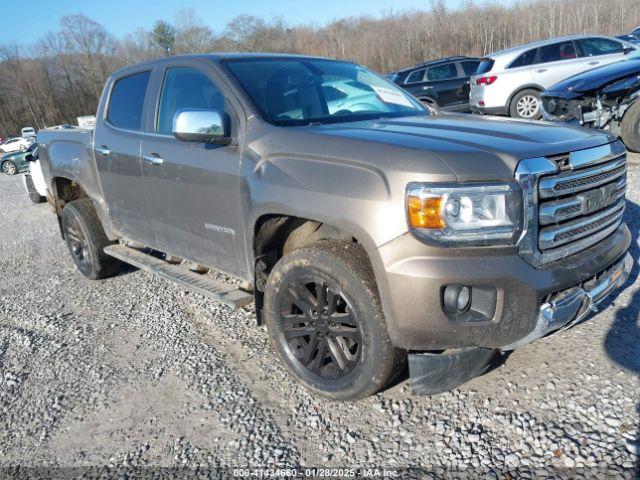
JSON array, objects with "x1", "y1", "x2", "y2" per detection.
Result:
[{"x1": 37, "y1": 54, "x2": 631, "y2": 400}]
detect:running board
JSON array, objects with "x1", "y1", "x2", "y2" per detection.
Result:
[{"x1": 103, "y1": 244, "x2": 254, "y2": 308}]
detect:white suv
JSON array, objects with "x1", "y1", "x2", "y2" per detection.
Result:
[{"x1": 470, "y1": 35, "x2": 637, "y2": 119}]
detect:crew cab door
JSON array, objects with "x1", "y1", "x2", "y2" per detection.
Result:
[
  {"x1": 140, "y1": 63, "x2": 245, "y2": 275},
  {"x1": 94, "y1": 69, "x2": 156, "y2": 245}
]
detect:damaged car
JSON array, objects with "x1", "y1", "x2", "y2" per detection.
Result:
[{"x1": 541, "y1": 55, "x2": 640, "y2": 151}]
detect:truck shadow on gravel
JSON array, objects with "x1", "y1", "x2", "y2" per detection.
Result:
[{"x1": 603, "y1": 199, "x2": 640, "y2": 471}]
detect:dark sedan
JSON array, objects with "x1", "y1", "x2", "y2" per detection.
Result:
[
  {"x1": 387, "y1": 56, "x2": 481, "y2": 112},
  {"x1": 1, "y1": 142, "x2": 37, "y2": 175},
  {"x1": 541, "y1": 54, "x2": 640, "y2": 152}
]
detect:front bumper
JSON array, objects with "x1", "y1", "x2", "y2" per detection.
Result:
[
  {"x1": 372, "y1": 223, "x2": 631, "y2": 351},
  {"x1": 501, "y1": 251, "x2": 632, "y2": 350}
]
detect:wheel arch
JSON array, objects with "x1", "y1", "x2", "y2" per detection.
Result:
[
  {"x1": 251, "y1": 213, "x2": 372, "y2": 325},
  {"x1": 507, "y1": 84, "x2": 544, "y2": 112},
  {"x1": 51, "y1": 176, "x2": 115, "y2": 240}
]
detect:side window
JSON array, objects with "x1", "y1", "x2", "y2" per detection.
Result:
[
  {"x1": 405, "y1": 69, "x2": 425, "y2": 84},
  {"x1": 107, "y1": 71, "x2": 150, "y2": 130},
  {"x1": 509, "y1": 49, "x2": 537, "y2": 68},
  {"x1": 461, "y1": 60, "x2": 480, "y2": 76},
  {"x1": 426, "y1": 63, "x2": 459, "y2": 81},
  {"x1": 157, "y1": 67, "x2": 225, "y2": 134},
  {"x1": 536, "y1": 41, "x2": 577, "y2": 64},
  {"x1": 578, "y1": 38, "x2": 624, "y2": 57}
]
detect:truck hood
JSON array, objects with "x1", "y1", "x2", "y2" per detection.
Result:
[
  {"x1": 544, "y1": 58, "x2": 640, "y2": 98},
  {"x1": 309, "y1": 114, "x2": 613, "y2": 181}
]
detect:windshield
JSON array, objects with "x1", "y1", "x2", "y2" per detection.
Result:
[{"x1": 224, "y1": 58, "x2": 425, "y2": 126}]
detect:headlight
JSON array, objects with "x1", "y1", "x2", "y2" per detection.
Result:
[{"x1": 406, "y1": 183, "x2": 523, "y2": 246}]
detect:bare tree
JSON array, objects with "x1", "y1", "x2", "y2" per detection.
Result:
[{"x1": 1, "y1": 0, "x2": 639, "y2": 135}]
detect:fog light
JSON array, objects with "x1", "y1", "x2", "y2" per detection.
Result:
[{"x1": 443, "y1": 285, "x2": 471, "y2": 314}]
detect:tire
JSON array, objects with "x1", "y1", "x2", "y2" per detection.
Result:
[
  {"x1": 264, "y1": 241, "x2": 403, "y2": 400},
  {"x1": 620, "y1": 100, "x2": 640, "y2": 152},
  {"x1": 1, "y1": 161, "x2": 17, "y2": 175},
  {"x1": 24, "y1": 174, "x2": 45, "y2": 203},
  {"x1": 60, "y1": 198, "x2": 121, "y2": 279},
  {"x1": 420, "y1": 97, "x2": 440, "y2": 114},
  {"x1": 509, "y1": 88, "x2": 542, "y2": 119}
]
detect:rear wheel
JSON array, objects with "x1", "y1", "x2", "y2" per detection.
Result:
[
  {"x1": 24, "y1": 174, "x2": 45, "y2": 203},
  {"x1": 264, "y1": 241, "x2": 402, "y2": 400},
  {"x1": 2, "y1": 161, "x2": 17, "y2": 175},
  {"x1": 60, "y1": 198, "x2": 121, "y2": 279},
  {"x1": 620, "y1": 100, "x2": 640, "y2": 152},
  {"x1": 510, "y1": 89, "x2": 542, "y2": 119},
  {"x1": 420, "y1": 97, "x2": 440, "y2": 114}
]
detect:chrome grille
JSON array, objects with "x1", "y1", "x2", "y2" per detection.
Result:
[{"x1": 516, "y1": 141, "x2": 628, "y2": 266}]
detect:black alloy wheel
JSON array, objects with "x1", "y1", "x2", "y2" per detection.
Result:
[
  {"x1": 279, "y1": 275, "x2": 362, "y2": 379},
  {"x1": 64, "y1": 213, "x2": 92, "y2": 273}
]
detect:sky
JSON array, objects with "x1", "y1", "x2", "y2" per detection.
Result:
[{"x1": 0, "y1": 0, "x2": 502, "y2": 44}]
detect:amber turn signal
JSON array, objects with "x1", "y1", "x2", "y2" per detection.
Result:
[{"x1": 407, "y1": 195, "x2": 445, "y2": 229}]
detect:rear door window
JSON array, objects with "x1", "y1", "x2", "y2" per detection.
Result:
[
  {"x1": 461, "y1": 60, "x2": 481, "y2": 76},
  {"x1": 578, "y1": 38, "x2": 624, "y2": 56},
  {"x1": 405, "y1": 68, "x2": 425, "y2": 84},
  {"x1": 107, "y1": 71, "x2": 150, "y2": 131},
  {"x1": 535, "y1": 41, "x2": 578, "y2": 64},
  {"x1": 509, "y1": 49, "x2": 537, "y2": 68},
  {"x1": 426, "y1": 63, "x2": 459, "y2": 81},
  {"x1": 475, "y1": 58, "x2": 495, "y2": 75}
]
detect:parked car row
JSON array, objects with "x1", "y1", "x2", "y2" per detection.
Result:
[
  {"x1": 0, "y1": 135, "x2": 35, "y2": 155},
  {"x1": 388, "y1": 29, "x2": 640, "y2": 151},
  {"x1": 0, "y1": 127, "x2": 48, "y2": 204}
]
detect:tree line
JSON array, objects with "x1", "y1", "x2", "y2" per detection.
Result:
[{"x1": 0, "y1": 0, "x2": 638, "y2": 136}]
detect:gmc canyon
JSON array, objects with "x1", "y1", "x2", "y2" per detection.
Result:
[{"x1": 37, "y1": 54, "x2": 632, "y2": 400}]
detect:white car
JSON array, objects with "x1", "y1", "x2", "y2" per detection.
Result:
[
  {"x1": 22, "y1": 152, "x2": 48, "y2": 204},
  {"x1": 470, "y1": 35, "x2": 637, "y2": 119},
  {"x1": 0, "y1": 136, "x2": 34, "y2": 153}
]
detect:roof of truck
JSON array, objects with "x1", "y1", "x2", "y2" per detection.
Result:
[{"x1": 114, "y1": 53, "x2": 337, "y2": 73}]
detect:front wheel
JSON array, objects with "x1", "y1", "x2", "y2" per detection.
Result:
[
  {"x1": 1, "y1": 161, "x2": 17, "y2": 175},
  {"x1": 510, "y1": 89, "x2": 542, "y2": 119},
  {"x1": 620, "y1": 100, "x2": 640, "y2": 152},
  {"x1": 264, "y1": 241, "x2": 402, "y2": 400},
  {"x1": 61, "y1": 198, "x2": 121, "y2": 279}
]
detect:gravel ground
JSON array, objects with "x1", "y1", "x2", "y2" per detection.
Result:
[{"x1": 0, "y1": 156, "x2": 639, "y2": 478}]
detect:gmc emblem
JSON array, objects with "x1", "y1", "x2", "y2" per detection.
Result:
[{"x1": 579, "y1": 183, "x2": 619, "y2": 215}]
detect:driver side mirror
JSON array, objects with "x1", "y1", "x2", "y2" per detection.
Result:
[
  {"x1": 624, "y1": 46, "x2": 635, "y2": 55},
  {"x1": 172, "y1": 109, "x2": 231, "y2": 145}
]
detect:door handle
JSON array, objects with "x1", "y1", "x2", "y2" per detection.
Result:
[
  {"x1": 95, "y1": 145, "x2": 111, "y2": 156},
  {"x1": 536, "y1": 69, "x2": 547, "y2": 73},
  {"x1": 143, "y1": 154, "x2": 164, "y2": 165},
  {"x1": 588, "y1": 61, "x2": 600, "y2": 65}
]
